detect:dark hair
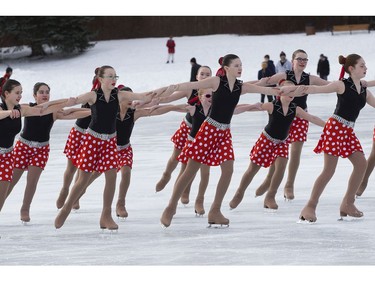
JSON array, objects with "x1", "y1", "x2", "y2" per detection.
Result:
[
  {"x1": 118, "y1": 84, "x2": 133, "y2": 92},
  {"x1": 1, "y1": 79, "x2": 21, "y2": 102},
  {"x1": 197, "y1": 65, "x2": 212, "y2": 74},
  {"x1": 122, "y1": 87, "x2": 133, "y2": 92},
  {"x1": 292, "y1": 49, "x2": 307, "y2": 61},
  {"x1": 6, "y1": 66, "x2": 13, "y2": 74},
  {"x1": 339, "y1": 54, "x2": 362, "y2": 76},
  {"x1": 264, "y1": 54, "x2": 270, "y2": 59},
  {"x1": 98, "y1": 65, "x2": 114, "y2": 78},
  {"x1": 221, "y1": 54, "x2": 239, "y2": 68},
  {"x1": 33, "y1": 82, "x2": 50, "y2": 95},
  {"x1": 190, "y1": 57, "x2": 196, "y2": 63}
]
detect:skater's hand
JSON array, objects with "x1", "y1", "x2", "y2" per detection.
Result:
[{"x1": 9, "y1": 109, "x2": 21, "y2": 119}]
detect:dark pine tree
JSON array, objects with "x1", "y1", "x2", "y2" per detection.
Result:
[{"x1": 0, "y1": 16, "x2": 96, "y2": 57}]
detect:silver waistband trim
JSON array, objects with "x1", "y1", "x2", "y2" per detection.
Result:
[
  {"x1": 19, "y1": 136, "x2": 49, "y2": 148},
  {"x1": 74, "y1": 124, "x2": 87, "y2": 134},
  {"x1": 117, "y1": 143, "x2": 131, "y2": 151},
  {"x1": 262, "y1": 130, "x2": 287, "y2": 144},
  {"x1": 206, "y1": 117, "x2": 231, "y2": 130},
  {"x1": 331, "y1": 114, "x2": 355, "y2": 128},
  {"x1": 86, "y1": 128, "x2": 116, "y2": 140},
  {"x1": 183, "y1": 116, "x2": 192, "y2": 127},
  {"x1": 0, "y1": 146, "x2": 13, "y2": 154}
]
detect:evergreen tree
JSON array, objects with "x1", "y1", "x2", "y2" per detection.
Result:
[{"x1": 0, "y1": 16, "x2": 96, "y2": 57}]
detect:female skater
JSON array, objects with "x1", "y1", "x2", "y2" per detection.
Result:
[
  {"x1": 229, "y1": 80, "x2": 325, "y2": 211},
  {"x1": 256, "y1": 49, "x2": 329, "y2": 200},
  {"x1": 5, "y1": 82, "x2": 89, "y2": 223},
  {"x1": 71, "y1": 85, "x2": 192, "y2": 219},
  {"x1": 0, "y1": 79, "x2": 74, "y2": 214},
  {"x1": 283, "y1": 54, "x2": 374, "y2": 222},
  {"x1": 54, "y1": 65, "x2": 164, "y2": 230},
  {"x1": 56, "y1": 68, "x2": 100, "y2": 210},
  {"x1": 155, "y1": 65, "x2": 212, "y2": 206},
  {"x1": 158, "y1": 54, "x2": 280, "y2": 228}
]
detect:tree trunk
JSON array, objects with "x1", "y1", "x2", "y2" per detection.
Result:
[{"x1": 30, "y1": 43, "x2": 46, "y2": 57}]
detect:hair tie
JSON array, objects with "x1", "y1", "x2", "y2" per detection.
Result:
[
  {"x1": 188, "y1": 96, "x2": 199, "y2": 105},
  {"x1": 91, "y1": 78, "x2": 100, "y2": 91},
  {"x1": 339, "y1": 65, "x2": 345, "y2": 80}
]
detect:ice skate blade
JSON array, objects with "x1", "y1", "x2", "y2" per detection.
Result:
[
  {"x1": 21, "y1": 220, "x2": 31, "y2": 226},
  {"x1": 195, "y1": 213, "x2": 204, "y2": 218},
  {"x1": 338, "y1": 216, "x2": 364, "y2": 222},
  {"x1": 284, "y1": 197, "x2": 294, "y2": 203},
  {"x1": 207, "y1": 223, "x2": 229, "y2": 229},
  {"x1": 117, "y1": 216, "x2": 127, "y2": 221},
  {"x1": 263, "y1": 207, "x2": 278, "y2": 214},
  {"x1": 297, "y1": 219, "x2": 316, "y2": 224},
  {"x1": 100, "y1": 228, "x2": 118, "y2": 234},
  {"x1": 160, "y1": 223, "x2": 170, "y2": 229}
]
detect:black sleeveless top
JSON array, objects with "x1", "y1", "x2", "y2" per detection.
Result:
[
  {"x1": 209, "y1": 76, "x2": 242, "y2": 124},
  {"x1": 89, "y1": 88, "x2": 119, "y2": 134},
  {"x1": 75, "y1": 103, "x2": 91, "y2": 129},
  {"x1": 333, "y1": 77, "x2": 366, "y2": 122},
  {"x1": 264, "y1": 99, "x2": 297, "y2": 140},
  {"x1": 286, "y1": 70, "x2": 310, "y2": 110},
  {"x1": 185, "y1": 89, "x2": 199, "y2": 124},
  {"x1": 116, "y1": 107, "x2": 135, "y2": 146},
  {"x1": 189, "y1": 104, "x2": 210, "y2": 138},
  {"x1": 20, "y1": 102, "x2": 54, "y2": 142},
  {"x1": 0, "y1": 103, "x2": 22, "y2": 148}
]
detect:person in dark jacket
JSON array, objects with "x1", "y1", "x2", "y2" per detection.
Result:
[
  {"x1": 258, "y1": 61, "x2": 274, "y2": 103},
  {"x1": 190, "y1": 57, "x2": 201, "y2": 81},
  {"x1": 317, "y1": 54, "x2": 330, "y2": 80},
  {"x1": 264, "y1": 54, "x2": 276, "y2": 76}
]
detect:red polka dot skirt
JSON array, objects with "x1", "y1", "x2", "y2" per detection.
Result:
[
  {"x1": 0, "y1": 150, "x2": 14, "y2": 182},
  {"x1": 64, "y1": 126, "x2": 86, "y2": 165},
  {"x1": 117, "y1": 144, "x2": 133, "y2": 171},
  {"x1": 287, "y1": 116, "x2": 309, "y2": 143},
  {"x1": 171, "y1": 118, "x2": 192, "y2": 150},
  {"x1": 13, "y1": 140, "x2": 50, "y2": 170},
  {"x1": 183, "y1": 121, "x2": 234, "y2": 166},
  {"x1": 177, "y1": 138, "x2": 193, "y2": 164},
  {"x1": 313, "y1": 116, "x2": 363, "y2": 158},
  {"x1": 250, "y1": 132, "x2": 289, "y2": 168},
  {"x1": 74, "y1": 131, "x2": 118, "y2": 173}
]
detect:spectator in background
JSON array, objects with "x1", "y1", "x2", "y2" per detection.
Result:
[
  {"x1": 317, "y1": 54, "x2": 330, "y2": 80},
  {"x1": 276, "y1": 51, "x2": 292, "y2": 73},
  {"x1": 166, "y1": 36, "x2": 176, "y2": 64},
  {"x1": 258, "y1": 61, "x2": 274, "y2": 103},
  {"x1": 264, "y1": 54, "x2": 276, "y2": 76},
  {"x1": 216, "y1": 57, "x2": 225, "y2": 77},
  {"x1": 190, "y1": 57, "x2": 201, "y2": 82},
  {"x1": 0, "y1": 66, "x2": 13, "y2": 93}
]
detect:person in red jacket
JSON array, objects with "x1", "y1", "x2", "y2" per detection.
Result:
[
  {"x1": 166, "y1": 36, "x2": 175, "y2": 64},
  {"x1": 0, "y1": 66, "x2": 13, "y2": 93}
]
